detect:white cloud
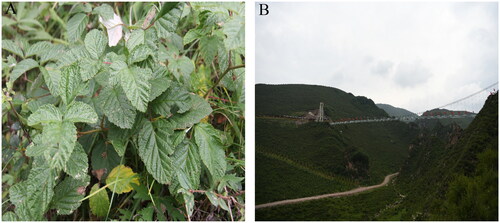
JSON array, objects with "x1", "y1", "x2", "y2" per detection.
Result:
[{"x1": 256, "y1": 2, "x2": 498, "y2": 113}]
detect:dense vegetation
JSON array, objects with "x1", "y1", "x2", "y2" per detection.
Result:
[
  {"x1": 2, "y1": 2, "x2": 245, "y2": 221},
  {"x1": 256, "y1": 84, "x2": 388, "y2": 119}
]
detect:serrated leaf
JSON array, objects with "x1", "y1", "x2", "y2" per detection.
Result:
[
  {"x1": 168, "y1": 56, "x2": 194, "y2": 80},
  {"x1": 223, "y1": 16, "x2": 245, "y2": 50},
  {"x1": 60, "y1": 64, "x2": 81, "y2": 105},
  {"x1": 40, "y1": 66, "x2": 61, "y2": 96},
  {"x1": 149, "y1": 66, "x2": 171, "y2": 101},
  {"x1": 106, "y1": 165, "x2": 140, "y2": 194},
  {"x1": 25, "y1": 41, "x2": 52, "y2": 58},
  {"x1": 26, "y1": 135, "x2": 45, "y2": 157},
  {"x1": 64, "y1": 101, "x2": 98, "y2": 123},
  {"x1": 93, "y1": 4, "x2": 114, "y2": 20},
  {"x1": 194, "y1": 123, "x2": 227, "y2": 181},
  {"x1": 169, "y1": 95, "x2": 212, "y2": 129},
  {"x1": 154, "y1": 4, "x2": 183, "y2": 39},
  {"x1": 98, "y1": 86, "x2": 136, "y2": 129},
  {"x1": 155, "y1": 2, "x2": 180, "y2": 23},
  {"x1": 27, "y1": 104, "x2": 62, "y2": 126},
  {"x1": 128, "y1": 44, "x2": 153, "y2": 64},
  {"x1": 183, "y1": 29, "x2": 205, "y2": 45},
  {"x1": 50, "y1": 175, "x2": 90, "y2": 215},
  {"x1": 120, "y1": 66, "x2": 152, "y2": 112},
  {"x1": 89, "y1": 184, "x2": 110, "y2": 218},
  {"x1": 41, "y1": 44, "x2": 66, "y2": 64},
  {"x1": 64, "y1": 142, "x2": 89, "y2": 180},
  {"x1": 10, "y1": 58, "x2": 38, "y2": 83},
  {"x1": 79, "y1": 57, "x2": 101, "y2": 81},
  {"x1": 152, "y1": 84, "x2": 191, "y2": 117},
  {"x1": 199, "y1": 36, "x2": 222, "y2": 65},
  {"x1": 9, "y1": 165, "x2": 56, "y2": 221},
  {"x1": 138, "y1": 119, "x2": 174, "y2": 184},
  {"x1": 173, "y1": 141, "x2": 201, "y2": 190},
  {"x1": 41, "y1": 121, "x2": 77, "y2": 170},
  {"x1": 126, "y1": 29, "x2": 145, "y2": 51},
  {"x1": 84, "y1": 29, "x2": 107, "y2": 60},
  {"x1": 57, "y1": 45, "x2": 90, "y2": 68},
  {"x1": 2, "y1": 39, "x2": 24, "y2": 58},
  {"x1": 67, "y1": 13, "x2": 88, "y2": 43}
]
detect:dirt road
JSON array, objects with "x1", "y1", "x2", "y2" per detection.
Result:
[{"x1": 255, "y1": 172, "x2": 399, "y2": 209}]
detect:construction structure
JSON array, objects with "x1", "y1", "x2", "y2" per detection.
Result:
[{"x1": 316, "y1": 102, "x2": 324, "y2": 122}]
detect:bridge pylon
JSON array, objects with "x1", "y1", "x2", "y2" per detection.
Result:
[{"x1": 316, "y1": 102, "x2": 324, "y2": 122}]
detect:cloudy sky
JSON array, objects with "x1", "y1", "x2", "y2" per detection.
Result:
[{"x1": 256, "y1": 2, "x2": 498, "y2": 113}]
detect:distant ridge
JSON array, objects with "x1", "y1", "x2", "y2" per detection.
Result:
[{"x1": 376, "y1": 103, "x2": 417, "y2": 117}]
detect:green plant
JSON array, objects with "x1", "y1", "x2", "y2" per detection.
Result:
[{"x1": 2, "y1": 2, "x2": 244, "y2": 221}]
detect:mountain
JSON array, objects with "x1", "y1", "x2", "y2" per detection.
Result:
[
  {"x1": 256, "y1": 84, "x2": 388, "y2": 119},
  {"x1": 376, "y1": 103, "x2": 417, "y2": 117}
]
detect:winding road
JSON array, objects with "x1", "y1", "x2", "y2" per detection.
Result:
[{"x1": 256, "y1": 172, "x2": 399, "y2": 209}]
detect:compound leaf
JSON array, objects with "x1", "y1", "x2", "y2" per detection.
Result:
[
  {"x1": 64, "y1": 142, "x2": 89, "y2": 180},
  {"x1": 152, "y1": 84, "x2": 191, "y2": 117},
  {"x1": 97, "y1": 86, "x2": 136, "y2": 129},
  {"x1": 41, "y1": 121, "x2": 77, "y2": 170},
  {"x1": 84, "y1": 29, "x2": 107, "y2": 60},
  {"x1": 60, "y1": 64, "x2": 82, "y2": 105},
  {"x1": 194, "y1": 123, "x2": 226, "y2": 181},
  {"x1": 119, "y1": 65, "x2": 152, "y2": 112},
  {"x1": 10, "y1": 58, "x2": 38, "y2": 83},
  {"x1": 50, "y1": 175, "x2": 90, "y2": 215},
  {"x1": 67, "y1": 13, "x2": 88, "y2": 43},
  {"x1": 169, "y1": 95, "x2": 212, "y2": 129},
  {"x1": 27, "y1": 104, "x2": 62, "y2": 126}
]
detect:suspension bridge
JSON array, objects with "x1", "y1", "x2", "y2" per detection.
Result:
[{"x1": 259, "y1": 82, "x2": 498, "y2": 126}]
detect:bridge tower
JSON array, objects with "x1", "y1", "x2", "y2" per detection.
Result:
[{"x1": 316, "y1": 102, "x2": 324, "y2": 122}]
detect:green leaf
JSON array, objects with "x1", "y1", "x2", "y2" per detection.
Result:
[
  {"x1": 79, "y1": 57, "x2": 101, "y2": 81},
  {"x1": 155, "y1": 2, "x2": 180, "y2": 23},
  {"x1": 67, "y1": 13, "x2": 88, "y2": 43},
  {"x1": 194, "y1": 123, "x2": 227, "y2": 181},
  {"x1": 183, "y1": 29, "x2": 206, "y2": 45},
  {"x1": 27, "y1": 104, "x2": 62, "y2": 126},
  {"x1": 25, "y1": 41, "x2": 52, "y2": 58},
  {"x1": 152, "y1": 84, "x2": 191, "y2": 117},
  {"x1": 10, "y1": 58, "x2": 38, "y2": 83},
  {"x1": 57, "y1": 45, "x2": 90, "y2": 67},
  {"x1": 108, "y1": 124, "x2": 131, "y2": 156},
  {"x1": 50, "y1": 175, "x2": 90, "y2": 215},
  {"x1": 40, "y1": 66, "x2": 61, "y2": 97},
  {"x1": 41, "y1": 121, "x2": 77, "y2": 170},
  {"x1": 97, "y1": 86, "x2": 137, "y2": 129},
  {"x1": 91, "y1": 140, "x2": 121, "y2": 180},
  {"x1": 126, "y1": 29, "x2": 145, "y2": 51},
  {"x1": 2, "y1": 39, "x2": 24, "y2": 58},
  {"x1": 119, "y1": 65, "x2": 152, "y2": 112},
  {"x1": 84, "y1": 29, "x2": 107, "y2": 60},
  {"x1": 64, "y1": 101, "x2": 98, "y2": 123},
  {"x1": 93, "y1": 4, "x2": 114, "y2": 21},
  {"x1": 128, "y1": 44, "x2": 153, "y2": 64},
  {"x1": 149, "y1": 66, "x2": 171, "y2": 101},
  {"x1": 223, "y1": 16, "x2": 245, "y2": 50},
  {"x1": 2, "y1": 212, "x2": 17, "y2": 221},
  {"x1": 9, "y1": 165, "x2": 56, "y2": 221},
  {"x1": 105, "y1": 165, "x2": 140, "y2": 194},
  {"x1": 168, "y1": 55, "x2": 194, "y2": 80},
  {"x1": 172, "y1": 141, "x2": 201, "y2": 190},
  {"x1": 41, "y1": 44, "x2": 66, "y2": 64},
  {"x1": 64, "y1": 142, "x2": 89, "y2": 180},
  {"x1": 89, "y1": 184, "x2": 110, "y2": 218},
  {"x1": 154, "y1": 3, "x2": 183, "y2": 39},
  {"x1": 199, "y1": 36, "x2": 222, "y2": 65},
  {"x1": 138, "y1": 119, "x2": 174, "y2": 184},
  {"x1": 169, "y1": 95, "x2": 212, "y2": 129},
  {"x1": 60, "y1": 64, "x2": 82, "y2": 105}
]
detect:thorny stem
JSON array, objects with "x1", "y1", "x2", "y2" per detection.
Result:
[
  {"x1": 77, "y1": 128, "x2": 109, "y2": 136},
  {"x1": 203, "y1": 64, "x2": 245, "y2": 99}
]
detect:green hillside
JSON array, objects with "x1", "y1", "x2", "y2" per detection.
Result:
[
  {"x1": 256, "y1": 84, "x2": 388, "y2": 119},
  {"x1": 376, "y1": 103, "x2": 417, "y2": 117},
  {"x1": 255, "y1": 84, "x2": 418, "y2": 206}
]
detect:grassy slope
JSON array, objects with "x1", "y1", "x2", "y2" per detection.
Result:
[{"x1": 377, "y1": 103, "x2": 417, "y2": 117}]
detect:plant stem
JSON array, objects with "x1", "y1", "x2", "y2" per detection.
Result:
[
  {"x1": 7, "y1": 100, "x2": 31, "y2": 143},
  {"x1": 77, "y1": 128, "x2": 109, "y2": 136},
  {"x1": 203, "y1": 64, "x2": 245, "y2": 99}
]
